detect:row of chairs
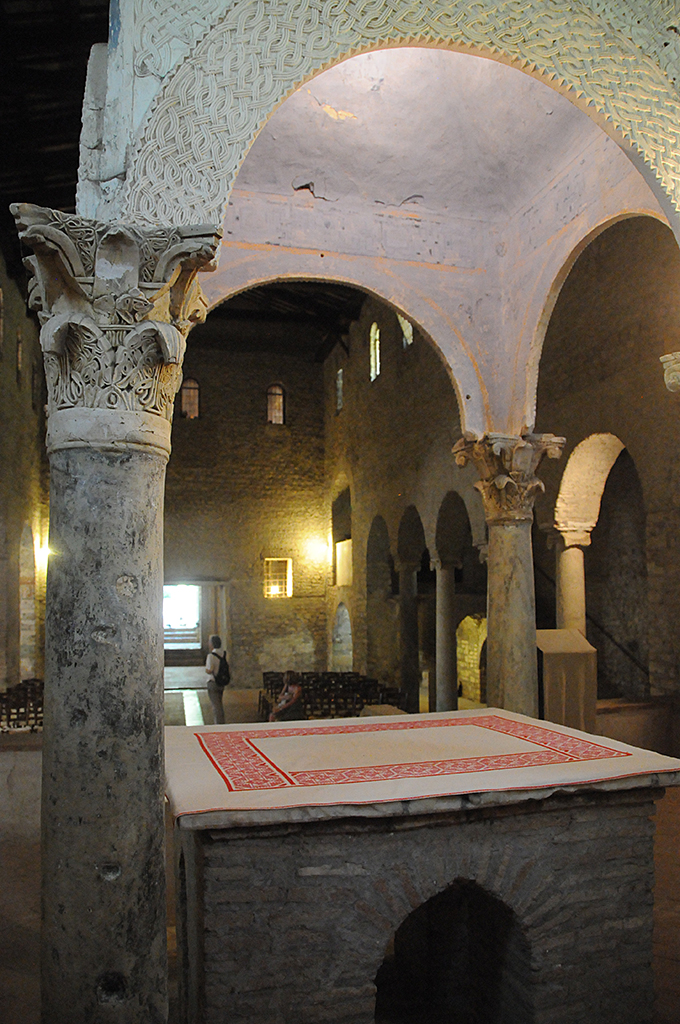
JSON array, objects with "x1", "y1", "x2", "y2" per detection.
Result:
[
  {"x1": 259, "y1": 671, "x2": 406, "y2": 721},
  {"x1": 0, "y1": 678, "x2": 44, "y2": 731}
]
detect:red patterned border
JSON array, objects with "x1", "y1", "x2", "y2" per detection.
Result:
[{"x1": 195, "y1": 716, "x2": 629, "y2": 792}]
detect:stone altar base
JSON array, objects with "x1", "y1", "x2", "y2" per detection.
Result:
[{"x1": 167, "y1": 712, "x2": 680, "y2": 1023}]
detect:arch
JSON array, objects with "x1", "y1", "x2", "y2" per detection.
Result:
[
  {"x1": 19, "y1": 523, "x2": 36, "y2": 680},
  {"x1": 374, "y1": 878, "x2": 531, "y2": 1023},
  {"x1": 397, "y1": 505, "x2": 426, "y2": 566},
  {"x1": 121, "y1": 4, "x2": 680, "y2": 232},
  {"x1": 366, "y1": 516, "x2": 398, "y2": 683},
  {"x1": 524, "y1": 211, "x2": 671, "y2": 432},
  {"x1": 555, "y1": 433, "x2": 626, "y2": 536},
  {"x1": 202, "y1": 268, "x2": 480, "y2": 434},
  {"x1": 331, "y1": 602, "x2": 353, "y2": 672},
  {"x1": 435, "y1": 490, "x2": 471, "y2": 569}
]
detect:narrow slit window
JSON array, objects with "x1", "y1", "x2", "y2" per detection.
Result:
[
  {"x1": 398, "y1": 313, "x2": 414, "y2": 348},
  {"x1": 180, "y1": 378, "x2": 200, "y2": 419},
  {"x1": 369, "y1": 322, "x2": 381, "y2": 381},
  {"x1": 264, "y1": 558, "x2": 293, "y2": 598},
  {"x1": 267, "y1": 384, "x2": 285, "y2": 424},
  {"x1": 336, "y1": 368, "x2": 344, "y2": 411}
]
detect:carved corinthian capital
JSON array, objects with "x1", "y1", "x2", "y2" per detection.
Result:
[
  {"x1": 453, "y1": 433, "x2": 565, "y2": 525},
  {"x1": 12, "y1": 203, "x2": 221, "y2": 457},
  {"x1": 661, "y1": 352, "x2": 680, "y2": 393}
]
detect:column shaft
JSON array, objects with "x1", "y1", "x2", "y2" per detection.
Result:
[
  {"x1": 556, "y1": 541, "x2": 587, "y2": 634},
  {"x1": 399, "y1": 567, "x2": 419, "y2": 713},
  {"x1": 42, "y1": 448, "x2": 167, "y2": 1024},
  {"x1": 486, "y1": 519, "x2": 538, "y2": 715},
  {"x1": 435, "y1": 565, "x2": 458, "y2": 711}
]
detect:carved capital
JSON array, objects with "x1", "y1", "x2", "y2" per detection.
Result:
[
  {"x1": 12, "y1": 203, "x2": 221, "y2": 456},
  {"x1": 453, "y1": 433, "x2": 565, "y2": 525},
  {"x1": 661, "y1": 352, "x2": 680, "y2": 393}
]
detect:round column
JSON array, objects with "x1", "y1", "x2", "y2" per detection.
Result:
[
  {"x1": 398, "y1": 562, "x2": 420, "y2": 713},
  {"x1": 555, "y1": 533, "x2": 588, "y2": 634},
  {"x1": 434, "y1": 561, "x2": 458, "y2": 711},
  {"x1": 486, "y1": 518, "x2": 538, "y2": 714},
  {"x1": 43, "y1": 448, "x2": 167, "y2": 1022},
  {"x1": 453, "y1": 432, "x2": 565, "y2": 717},
  {"x1": 12, "y1": 203, "x2": 220, "y2": 1024}
]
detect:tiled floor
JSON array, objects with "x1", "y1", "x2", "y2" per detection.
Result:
[{"x1": 1, "y1": 706, "x2": 678, "y2": 1023}]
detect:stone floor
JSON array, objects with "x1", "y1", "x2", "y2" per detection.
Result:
[{"x1": 1, "y1": 689, "x2": 679, "y2": 1023}]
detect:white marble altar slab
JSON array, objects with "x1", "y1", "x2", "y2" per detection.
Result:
[{"x1": 165, "y1": 709, "x2": 680, "y2": 825}]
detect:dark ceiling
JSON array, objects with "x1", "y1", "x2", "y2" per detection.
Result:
[
  {"x1": 0, "y1": 0, "x2": 110, "y2": 277},
  {"x1": 192, "y1": 282, "x2": 366, "y2": 361},
  {"x1": 0, "y1": 2, "x2": 367, "y2": 355}
]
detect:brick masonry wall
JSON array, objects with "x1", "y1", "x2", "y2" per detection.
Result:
[
  {"x1": 535, "y1": 215, "x2": 680, "y2": 698},
  {"x1": 0, "y1": 255, "x2": 48, "y2": 688},
  {"x1": 456, "y1": 615, "x2": 487, "y2": 701},
  {"x1": 165, "y1": 340, "x2": 329, "y2": 687},
  {"x1": 181, "y1": 788, "x2": 658, "y2": 1024}
]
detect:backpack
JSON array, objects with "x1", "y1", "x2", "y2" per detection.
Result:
[{"x1": 213, "y1": 650, "x2": 231, "y2": 688}]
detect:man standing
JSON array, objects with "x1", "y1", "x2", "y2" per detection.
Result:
[{"x1": 205, "y1": 634, "x2": 229, "y2": 724}]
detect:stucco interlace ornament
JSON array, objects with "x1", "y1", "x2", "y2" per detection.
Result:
[
  {"x1": 12, "y1": 204, "x2": 221, "y2": 456},
  {"x1": 119, "y1": 0, "x2": 680, "y2": 226},
  {"x1": 453, "y1": 433, "x2": 565, "y2": 524}
]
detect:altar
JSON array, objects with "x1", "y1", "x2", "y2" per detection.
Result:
[{"x1": 166, "y1": 709, "x2": 680, "y2": 1024}]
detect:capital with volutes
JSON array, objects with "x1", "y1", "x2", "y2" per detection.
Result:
[
  {"x1": 12, "y1": 203, "x2": 221, "y2": 458},
  {"x1": 453, "y1": 432, "x2": 565, "y2": 525}
]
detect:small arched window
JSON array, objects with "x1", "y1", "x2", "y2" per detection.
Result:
[
  {"x1": 267, "y1": 383, "x2": 285, "y2": 424},
  {"x1": 180, "y1": 378, "x2": 200, "y2": 419}
]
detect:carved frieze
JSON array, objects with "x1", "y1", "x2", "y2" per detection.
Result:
[
  {"x1": 453, "y1": 433, "x2": 565, "y2": 524},
  {"x1": 12, "y1": 204, "x2": 220, "y2": 455}
]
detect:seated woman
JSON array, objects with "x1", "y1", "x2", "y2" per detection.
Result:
[{"x1": 269, "y1": 670, "x2": 306, "y2": 722}]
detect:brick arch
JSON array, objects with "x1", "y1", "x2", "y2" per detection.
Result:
[
  {"x1": 358, "y1": 840, "x2": 556, "y2": 1011},
  {"x1": 121, "y1": 0, "x2": 680, "y2": 231}
]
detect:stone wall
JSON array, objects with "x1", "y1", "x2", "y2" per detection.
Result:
[
  {"x1": 164, "y1": 335, "x2": 329, "y2": 688},
  {"x1": 0, "y1": 254, "x2": 48, "y2": 688},
  {"x1": 535, "y1": 215, "x2": 680, "y2": 698},
  {"x1": 179, "y1": 787, "x2": 657, "y2": 1024},
  {"x1": 323, "y1": 296, "x2": 481, "y2": 679}
]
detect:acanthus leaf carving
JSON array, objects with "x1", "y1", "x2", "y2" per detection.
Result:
[
  {"x1": 453, "y1": 432, "x2": 565, "y2": 524},
  {"x1": 11, "y1": 203, "x2": 221, "y2": 450}
]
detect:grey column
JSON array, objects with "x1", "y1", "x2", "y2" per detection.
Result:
[
  {"x1": 44, "y1": 448, "x2": 167, "y2": 1021},
  {"x1": 453, "y1": 432, "x2": 565, "y2": 717},
  {"x1": 13, "y1": 203, "x2": 220, "y2": 1024},
  {"x1": 434, "y1": 561, "x2": 458, "y2": 711},
  {"x1": 486, "y1": 519, "x2": 538, "y2": 714},
  {"x1": 555, "y1": 533, "x2": 589, "y2": 634},
  {"x1": 398, "y1": 562, "x2": 420, "y2": 713}
]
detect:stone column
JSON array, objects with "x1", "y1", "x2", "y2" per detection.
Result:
[
  {"x1": 555, "y1": 531, "x2": 590, "y2": 634},
  {"x1": 453, "y1": 433, "x2": 564, "y2": 716},
  {"x1": 12, "y1": 204, "x2": 220, "y2": 1024},
  {"x1": 433, "y1": 558, "x2": 458, "y2": 711},
  {"x1": 397, "y1": 561, "x2": 420, "y2": 713}
]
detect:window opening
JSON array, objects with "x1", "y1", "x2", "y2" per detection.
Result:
[
  {"x1": 369, "y1": 322, "x2": 381, "y2": 381},
  {"x1": 180, "y1": 378, "x2": 200, "y2": 419},
  {"x1": 397, "y1": 313, "x2": 414, "y2": 348},
  {"x1": 336, "y1": 367, "x2": 344, "y2": 411},
  {"x1": 163, "y1": 585, "x2": 201, "y2": 648},
  {"x1": 264, "y1": 558, "x2": 293, "y2": 598},
  {"x1": 267, "y1": 384, "x2": 285, "y2": 424}
]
